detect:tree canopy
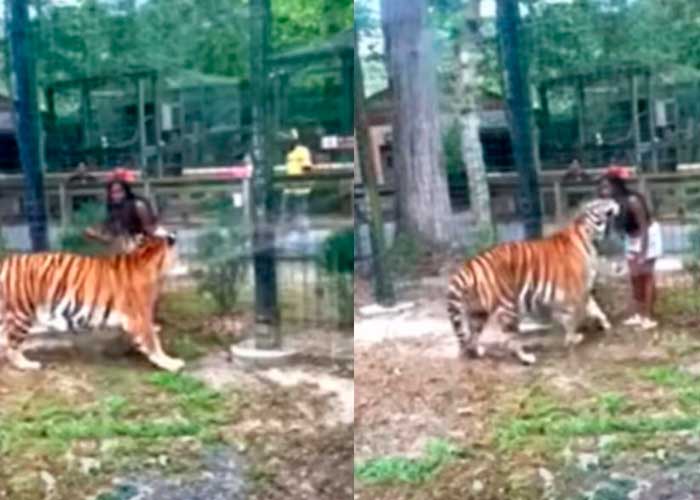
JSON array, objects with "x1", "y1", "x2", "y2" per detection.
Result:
[{"x1": 9, "y1": 0, "x2": 352, "y2": 88}]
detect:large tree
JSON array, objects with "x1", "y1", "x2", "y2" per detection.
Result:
[
  {"x1": 456, "y1": 0, "x2": 492, "y2": 231},
  {"x1": 380, "y1": 0, "x2": 453, "y2": 247}
]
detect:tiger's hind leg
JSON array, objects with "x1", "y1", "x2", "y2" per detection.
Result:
[
  {"x1": 463, "y1": 311, "x2": 488, "y2": 358},
  {"x1": 497, "y1": 310, "x2": 537, "y2": 365},
  {"x1": 553, "y1": 305, "x2": 585, "y2": 348},
  {"x1": 448, "y1": 287, "x2": 481, "y2": 358}
]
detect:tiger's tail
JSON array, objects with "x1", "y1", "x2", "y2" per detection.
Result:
[{"x1": 447, "y1": 267, "x2": 473, "y2": 355}]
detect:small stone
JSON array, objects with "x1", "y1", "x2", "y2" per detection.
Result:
[
  {"x1": 598, "y1": 435, "x2": 617, "y2": 450},
  {"x1": 39, "y1": 471, "x2": 56, "y2": 499},
  {"x1": 158, "y1": 455, "x2": 169, "y2": 467},
  {"x1": 656, "y1": 449, "x2": 667, "y2": 462},
  {"x1": 472, "y1": 479, "x2": 484, "y2": 493},
  {"x1": 681, "y1": 362, "x2": 700, "y2": 377},
  {"x1": 577, "y1": 452, "x2": 600, "y2": 471},
  {"x1": 79, "y1": 457, "x2": 101, "y2": 475}
]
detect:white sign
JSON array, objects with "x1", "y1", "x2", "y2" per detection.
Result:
[{"x1": 322, "y1": 135, "x2": 355, "y2": 150}]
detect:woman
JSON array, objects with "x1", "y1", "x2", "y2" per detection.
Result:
[
  {"x1": 85, "y1": 175, "x2": 164, "y2": 334},
  {"x1": 84, "y1": 177, "x2": 158, "y2": 253},
  {"x1": 598, "y1": 167, "x2": 662, "y2": 330}
]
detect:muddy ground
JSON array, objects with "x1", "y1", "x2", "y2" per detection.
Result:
[
  {"x1": 0, "y1": 290, "x2": 353, "y2": 500},
  {"x1": 355, "y1": 268, "x2": 700, "y2": 500}
]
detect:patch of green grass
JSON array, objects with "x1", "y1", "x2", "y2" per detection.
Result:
[
  {"x1": 494, "y1": 377, "x2": 700, "y2": 454},
  {"x1": 598, "y1": 393, "x2": 628, "y2": 417},
  {"x1": 657, "y1": 287, "x2": 700, "y2": 318},
  {"x1": 641, "y1": 366, "x2": 694, "y2": 387},
  {"x1": 354, "y1": 439, "x2": 463, "y2": 485},
  {"x1": 0, "y1": 371, "x2": 234, "y2": 465}
]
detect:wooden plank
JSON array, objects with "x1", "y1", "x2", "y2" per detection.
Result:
[
  {"x1": 138, "y1": 77, "x2": 148, "y2": 171},
  {"x1": 631, "y1": 74, "x2": 641, "y2": 167},
  {"x1": 647, "y1": 72, "x2": 658, "y2": 171}
]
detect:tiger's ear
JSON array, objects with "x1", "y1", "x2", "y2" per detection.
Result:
[{"x1": 166, "y1": 232, "x2": 176, "y2": 246}]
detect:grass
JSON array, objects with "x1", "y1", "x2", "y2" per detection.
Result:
[
  {"x1": 495, "y1": 366, "x2": 700, "y2": 454},
  {"x1": 0, "y1": 372, "x2": 229, "y2": 456},
  {"x1": 157, "y1": 290, "x2": 228, "y2": 360},
  {"x1": 0, "y1": 290, "x2": 243, "y2": 500},
  {"x1": 354, "y1": 439, "x2": 464, "y2": 485}
]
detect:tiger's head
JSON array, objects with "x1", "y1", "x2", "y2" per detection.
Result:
[
  {"x1": 577, "y1": 198, "x2": 620, "y2": 241},
  {"x1": 128, "y1": 227, "x2": 178, "y2": 274}
]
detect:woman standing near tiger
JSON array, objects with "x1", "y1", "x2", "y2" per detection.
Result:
[
  {"x1": 84, "y1": 172, "x2": 159, "y2": 253},
  {"x1": 597, "y1": 166, "x2": 661, "y2": 330}
]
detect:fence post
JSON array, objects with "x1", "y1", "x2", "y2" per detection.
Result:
[
  {"x1": 242, "y1": 178, "x2": 252, "y2": 228},
  {"x1": 59, "y1": 180, "x2": 68, "y2": 228},
  {"x1": 553, "y1": 180, "x2": 563, "y2": 223}
]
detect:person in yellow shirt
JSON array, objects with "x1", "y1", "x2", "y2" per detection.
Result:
[
  {"x1": 283, "y1": 129, "x2": 313, "y2": 231},
  {"x1": 286, "y1": 129, "x2": 313, "y2": 176}
]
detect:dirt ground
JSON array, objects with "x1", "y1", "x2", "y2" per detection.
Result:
[
  {"x1": 0, "y1": 290, "x2": 353, "y2": 500},
  {"x1": 355, "y1": 268, "x2": 700, "y2": 499}
]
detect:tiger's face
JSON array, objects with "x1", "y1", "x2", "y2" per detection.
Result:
[
  {"x1": 129, "y1": 229, "x2": 178, "y2": 273},
  {"x1": 580, "y1": 198, "x2": 620, "y2": 240}
]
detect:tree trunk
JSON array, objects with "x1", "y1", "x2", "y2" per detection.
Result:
[
  {"x1": 354, "y1": 29, "x2": 395, "y2": 306},
  {"x1": 457, "y1": 0, "x2": 493, "y2": 231},
  {"x1": 381, "y1": 0, "x2": 453, "y2": 248}
]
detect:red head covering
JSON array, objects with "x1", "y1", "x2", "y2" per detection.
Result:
[
  {"x1": 604, "y1": 165, "x2": 632, "y2": 180},
  {"x1": 108, "y1": 168, "x2": 137, "y2": 183}
]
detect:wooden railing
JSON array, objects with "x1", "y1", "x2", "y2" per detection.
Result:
[
  {"x1": 488, "y1": 169, "x2": 700, "y2": 222},
  {"x1": 353, "y1": 169, "x2": 700, "y2": 223},
  {"x1": 0, "y1": 166, "x2": 355, "y2": 227}
]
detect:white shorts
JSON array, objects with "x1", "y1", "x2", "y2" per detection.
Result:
[{"x1": 625, "y1": 221, "x2": 663, "y2": 260}]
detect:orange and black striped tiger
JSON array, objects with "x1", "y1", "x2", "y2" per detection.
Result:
[
  {"x1": 0, "y1": 230, "x2": 184, "y2": 372},
  {"x1": 447, "y1": 198, "x2": 620, "y2": 364}
]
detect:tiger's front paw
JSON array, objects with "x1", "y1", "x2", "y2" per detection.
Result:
[
  {"x1": 564, "y1": 333, "x2": 584, "y2": 347},
  {"x1": 149, "y1": 353, "x2": 185, "y2": 373},
  {"x1": 517, "y1": 351, "x2": 537, "y2": 365},
  {"x1": 7, "y1": 350, "x2": 42, "y2": 371}
]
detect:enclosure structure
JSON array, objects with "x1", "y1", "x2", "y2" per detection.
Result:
[
  {"x1": 536, "y1": 64, "x2": 700, "y2": 172},
  {"x1": 42, "y1": 68, "x2": 245, "y2": 175},
  {"x1": 267, "y1": 29, "x2": 353, "y2": 165}
]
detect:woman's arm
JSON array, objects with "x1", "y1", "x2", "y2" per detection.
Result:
[
  {"x1": 83, "y1": 226, "x2": 112, "y2": 244},
  {"x1": 133, "y1": 199, "x2": 158, "y2": 235}
]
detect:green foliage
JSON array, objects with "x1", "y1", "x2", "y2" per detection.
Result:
[
  {"x1": 58, "y1": 200, "x2": 106, "y2": 254},
  {"x1": 30, "y1": 0, "x2": 353, "y2": 86},
  {"x1": 320, "y1": 227, "x2": 354, "y2": 274},
  {"x1": 195, "y1": 197, "x2": 247, "y2": 315},
  {"x1": 320, "y1": 228, "x2": 354, "y2": 328},
  {"x1": 354, "y1": 439, "x2": 463, "y2": 485},
  {"x1": 271, "y1": 0, "x2": 353, "y2": 50},
  {"x1": 443, "y1": 120, "x2": 466, "y2": 183}
]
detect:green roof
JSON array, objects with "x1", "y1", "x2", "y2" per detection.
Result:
[{"x1": 269, "y1": 29, "x2": 353, "y2": 66}]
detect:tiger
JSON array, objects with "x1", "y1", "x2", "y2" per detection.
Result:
[
  {"x1": 447, "y1": 198, "x2": 620, "y2": 365},
  {"x1": 0, "y1": 230, "x2": 185, "y2": 373}
]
